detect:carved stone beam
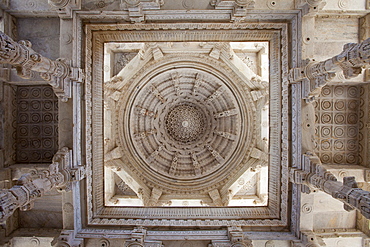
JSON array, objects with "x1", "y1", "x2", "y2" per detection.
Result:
[
  {"x1": 0, "y1": 148, "x2": 83, "y2": 222},
  {"x1": 48, "y1": 0, "x2": 81, "y2": 18},
  {"x1": 289, "y1": 153, "x2": 370, "y2": 219},
  {"x1": 289, "y1": 38, "x2": 370, "y2": 102},
  {"x1": 0, "y1": 31, "x2": 83, "y2": 102}
]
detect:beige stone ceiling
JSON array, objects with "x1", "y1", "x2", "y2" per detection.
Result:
[{"x1": 103, "y1": 42, "x2": 269, "y2": 207}]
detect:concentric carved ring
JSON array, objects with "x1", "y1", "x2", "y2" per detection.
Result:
[{"x1": 117, "y1": 57, "x2": 255, "y2": 192}]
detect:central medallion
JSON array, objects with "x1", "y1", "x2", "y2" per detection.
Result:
[{"x1": 165, "y1": 104, "x2": 205, "y2": 143}]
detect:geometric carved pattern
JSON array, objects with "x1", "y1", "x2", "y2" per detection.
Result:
[
  {"x1": 16, "y1": 85, "x2": 58, "y2": 163},
  {"x1": 315, "y1": 85, "x2": 360, "y2": 165}
]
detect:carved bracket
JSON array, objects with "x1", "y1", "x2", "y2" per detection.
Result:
[
  {"x1": 210, "y1": 0, "x2": 255, "y2": 22},
  {"x1": 52, "y1": 230, "x2": 84, "y2": 247},
  {"x1": 120, "y1": 0, "x2": 163, "y2": 23},
  {"x1": 48, "y1": 0, "x2": 81, "y2": 18},
  {"x1": 0, "y1": 147, "x2": 84, "y2": 222},
  {"x1": 290, "y1": 153, "x2": 370, "y2": 219},
  {"x1": 210, "y1": 226, "x2": 253, "y2": 246},
  {"x1": 125, "y1": 227, "x2": 163, "y2": 247},
  {"x1": 295, "y1": 0, "x2": 326, "y2": 16}
]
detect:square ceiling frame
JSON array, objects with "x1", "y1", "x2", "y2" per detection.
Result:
[{"x1": 84, "y1": 22, "x2": 291, "y2": 228}]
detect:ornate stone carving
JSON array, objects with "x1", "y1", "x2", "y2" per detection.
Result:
[
  {"x1": 165, "y1": 104, "x2": 205, "y2": 143},
  {"x1": 16, "y1": 85, "x2": 58, "y2": 163},
  {"x1": 0, "y1": 31, "x2": 83, "y2": 101},
  {"x1": 119, "y1": 63, "x2": 251, "y2": 193},
  {"x1": 86, "y1": 23, "x2": 288, "y2": 227},
  {"x1": 48, "y1": 0, "x2": 81, "y2": 18},
  {"x1": 120, "y1": 0, "x2": 163, "y2": 23},
  {"x1": 52, "y1": 230, "x2": 84, "y2": 247},
  {"x1": 125, "y1": 227, "x2": 163, "y2": 247},
  {"x1": 289, "y1": 38, "x2": 370, "y2": 101},
  {"x1": 295, "y1": 0, "x2": 326, "y2": 15},
  {"x1": 0, "y1": 147, "x2": 84, "y2": 222},
  {"x1": 290, "y1": 153, "x2": 370, "y2": 219},
  {"x1": 210, "y1": 227, "x2": 253, "y2": 246},
  {"x1": 210, "y1": 0, "x2": 255, "y2": 22},
  {"x1": 314, "y1": 85, "x2": 360, "y2": 165}
]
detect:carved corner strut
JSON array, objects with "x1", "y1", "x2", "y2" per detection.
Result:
[{"x1": 0, "y1": 31, "x2": 83, "y2": 102}]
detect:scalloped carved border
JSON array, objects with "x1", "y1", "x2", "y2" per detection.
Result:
[{"x1": 84, "y1": 23, "x2": 290, "y2": 227}]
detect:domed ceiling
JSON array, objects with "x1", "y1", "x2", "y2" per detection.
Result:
[{"x1": 103, "y1": 42, "x2": 270, "y2": 207}]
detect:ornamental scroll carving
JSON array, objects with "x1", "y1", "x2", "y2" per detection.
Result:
[{"x1": 0, "y1": 31, "x2": 83, "y2": 101}]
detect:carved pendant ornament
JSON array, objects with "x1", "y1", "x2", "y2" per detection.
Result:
[{"x1": 107, "y1": 54, "x2": 257, "y2": 198}]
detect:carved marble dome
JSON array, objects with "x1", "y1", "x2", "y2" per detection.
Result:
[{"x1": 115, "y1": 55, "x2": 256, "y2": 194}]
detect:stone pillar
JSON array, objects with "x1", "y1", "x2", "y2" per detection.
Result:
[
  {"x1": 0, "y1": 147, "x2": 82, "y2": 222},
  {"x1": 52, "y1": 230, "x2": 84, "y2": 247},
  {"x1": 0, "y1": 31, "x2": 82, "y2": 101},
  {"x1": 291, "y1": 230, "x2": 326, "y2": 247},
  {"x1": 289, "y1": 38, "x2": 370, "y2": 101},
  {"x1": 290, "y1": 153, "x2": 370, "y2": 219}
]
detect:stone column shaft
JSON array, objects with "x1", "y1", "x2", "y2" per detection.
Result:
[
  {"x1": 290, "y1": 154, "x2": 370, "y2": 219},
  {"x1": 290, "y1": 37, "x2": 370, "y2": 100},
  {"x1": 0, "y1": 31, "x2": 82, "y2": 101},
  {"x1": 0, "y1": 148, "x2": 75, "y2": 222}
]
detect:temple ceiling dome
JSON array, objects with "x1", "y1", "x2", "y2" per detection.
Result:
[{"x1": 112, "y1": 54, "x2": 257, "y2": 194}]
